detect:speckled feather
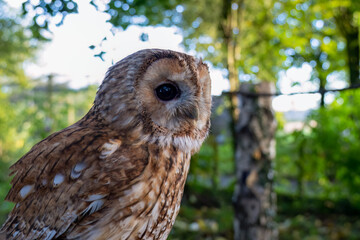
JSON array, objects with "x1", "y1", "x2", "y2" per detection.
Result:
[{"x1": 1, "y1": 49, "x2": 212, "y2": 240}]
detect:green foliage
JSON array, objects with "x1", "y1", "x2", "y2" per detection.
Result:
[
  {"x1": 278, "y1": 90, "x2": 360, "y2": 202},
  {"x1": 168, "y1": 135, "x2": 235, "y2": 238},
  {"x1": 274, "y1": 0, "x2": 343, "y2": 69},
  {"x1": 308, "y1": 91, "x2": 360, "y2": 201},
  {"x1": 190, "y1": 136, "x2": 234, "y2": 188},
  {"x1": 274, "y1": 0, "x2": 360, "y2": 90},
  {"x1": 0, "y1": 0, "x2": 37, "y2": 85},
  {"x1": 170, "y1": 203, "x2": 234, "y2": 240},
  {"x1": 0, "y1": 0, "x2": 37, "y2": 221},
  {"x1": 21, "y1": 0, "x2": 78, "y2": 41},
  {"x1": 277, "y1": 214, "x2": 360, "y2": 240}
]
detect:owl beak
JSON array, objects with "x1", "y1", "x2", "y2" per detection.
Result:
[{"x1": 185, "y1": 107, "x2": 198, "y2": 120}]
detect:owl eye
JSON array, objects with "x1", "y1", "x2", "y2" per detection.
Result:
[{"x1": 155, "y1": 83, "x2": 180, "y2": 101}]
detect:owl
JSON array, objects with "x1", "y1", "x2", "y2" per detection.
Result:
[{"x1": 0, "y1": 49, "x2": 212, "y2": 240}]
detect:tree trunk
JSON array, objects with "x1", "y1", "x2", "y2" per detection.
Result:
[
  {"x1": 335, "y1": 7, "x2": 360, "y2": 86},
  {"x1": 233, "y1": 82, "x2": 277, "y2": 240},
  {"x1": 346, "y1": 31, "x2": 359, "y2": 86},
  {"x1": 319, "y1": 76, "x2": 326, "y2": 108}
]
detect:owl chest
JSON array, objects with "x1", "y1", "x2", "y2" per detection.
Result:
[{"x1": 104, "y1": 150, "x2": 191, "y2": 240}]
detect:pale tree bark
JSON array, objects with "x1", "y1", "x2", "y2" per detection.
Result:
[
  {"x1": 233, "y1": 82, "x2": 277, "y2": 240},
  {"x1": 219, "y1": 1, "x2": 278, "y2": 239}
]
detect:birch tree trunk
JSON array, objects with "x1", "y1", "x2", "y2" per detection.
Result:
[{"x1": 233, "y1": 82, "x2": 277, "y2": 240}]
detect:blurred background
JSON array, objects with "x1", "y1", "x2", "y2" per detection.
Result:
[{"x1": 0, "y1": 0, "x2": 360, "y2": 239}]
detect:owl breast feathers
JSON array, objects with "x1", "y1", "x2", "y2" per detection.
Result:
[{"x1": 0, "y1": 49, "x2": 212, "y2": 240}]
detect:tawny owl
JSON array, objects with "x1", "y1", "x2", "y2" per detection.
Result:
[{"x1": 0, "y1": 49, "x2": 212, "y2": 240}]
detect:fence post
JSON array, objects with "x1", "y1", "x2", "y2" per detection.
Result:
[{"x1": 233, "y1": 82, "x2": 277, "y2": 240}]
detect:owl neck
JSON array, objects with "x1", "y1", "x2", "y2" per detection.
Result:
[{"x1": 78, "y1": 106, "x2": 207, "y2": 155}]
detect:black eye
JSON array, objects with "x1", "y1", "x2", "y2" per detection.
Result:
[{"x1": 155, "y1": 83, "x2": 180, "y2": 101}]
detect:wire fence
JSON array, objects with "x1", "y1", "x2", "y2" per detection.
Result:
[{"x1": 223, "y1": 83, "x2": 360, "y2": 97}]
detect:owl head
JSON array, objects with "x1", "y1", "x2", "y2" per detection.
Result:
[{"x1": 92, "y1": 49, "x2": 212, "y2": 153}]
